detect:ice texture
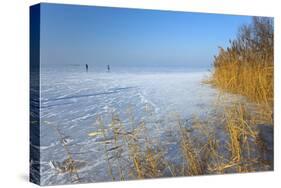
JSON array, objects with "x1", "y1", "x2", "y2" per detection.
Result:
[{"x1": 37, "y1": 67, "x2": 230, "y2": 185}]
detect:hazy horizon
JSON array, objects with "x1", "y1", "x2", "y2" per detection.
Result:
[{"x1": 40, "y1": 3, "x2": 252, "y2": 69}]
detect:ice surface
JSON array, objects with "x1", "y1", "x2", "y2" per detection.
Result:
[{"x1": 37, "y1": 66, "x2": 230, "y2": 185}]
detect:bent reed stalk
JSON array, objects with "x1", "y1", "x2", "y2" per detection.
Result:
[{"x1": 90, "y1": 101, "x2": 272, "y2": 180}]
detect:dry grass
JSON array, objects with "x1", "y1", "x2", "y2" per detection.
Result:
[
  {"x1": 210, "y1": 17, "x2": 274, "y2": 109},
  {"x1": 177, "y1": 116, "x2": 203, "y2": 176},
  {"x1": 206, "y1": 17, "x2": 274, "y2": 173},
  {"x1": 47, "y1": 123, "x2": 81, "y2": 183},
  {"x1": 94, "y1": 112, "x2": 165, "y2": 180},
  {"x1": 224, "y1": 104, "x2": 257, "y2": 172},
  {"x1": 90, "y1": 100, "x2": 272, "y2": 180},
  {"x1": 211, "y1": 62, "x2": 273, "y2": 106}
]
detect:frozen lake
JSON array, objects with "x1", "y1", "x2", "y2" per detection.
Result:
[{"x1": 37, "y1": 66, "x2": 230, "y2": 185}]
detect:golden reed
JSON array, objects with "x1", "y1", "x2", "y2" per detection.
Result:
[{"x1": 210, "y1": 17, "x2": 274, "y2": 107}]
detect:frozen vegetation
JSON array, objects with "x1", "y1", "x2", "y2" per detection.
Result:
[{"x1": 33, "y1": 67, "x2": 272, "y2": 185}]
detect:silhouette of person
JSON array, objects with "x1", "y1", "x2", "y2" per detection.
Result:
[
  {"x1": 107, "y1": 64, "x2": 110, "y2": 72},
  {"x1": 86, "y1": 64, "x2": 88, "y2": 72}
]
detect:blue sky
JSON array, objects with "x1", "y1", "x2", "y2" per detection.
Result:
[{"x1": 40, "y1": 3, "x2": 252, "y2": 69}]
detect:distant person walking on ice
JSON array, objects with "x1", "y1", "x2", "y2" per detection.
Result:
[
  {"x1": 107, "y1": 64, "x2": 110, "y2": 72},
  {"x1": 86, "y1": 64, "x2": 88, "y2": 72}
]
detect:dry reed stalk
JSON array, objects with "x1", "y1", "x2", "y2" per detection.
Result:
[
  {"x1": 96, "y1": 116, "x2": 115, "y2": 180},
  {"x1": 110, "y1": 113, "x2": 125, "y2": 180},
  {"x1": 92, "y1": 97, "x2": 272, "y2": 180},
  {"x1": 224, "y1": 103, "x2": 260, "y2": 172},
  {"x1": 177, "y1": 117, "x2": 203, "y2": 176},
  {"x1": 50, "y1": 124, "x2": 80, "y2": 182}
]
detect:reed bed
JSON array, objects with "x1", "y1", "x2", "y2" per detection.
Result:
[
  {"x1": 210, "y1": 17, "x2": 274, "y2": 109},
  {"x1": 207, "y1": 17, "x2": 274, "y2": 172},
  {"x1": 88, "y1": 101, "x2": 273, "y2": 181}
]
